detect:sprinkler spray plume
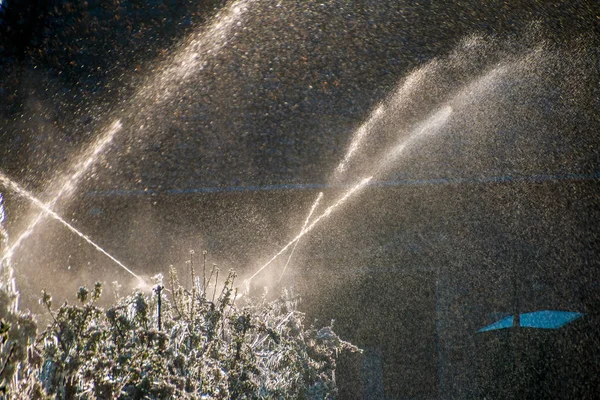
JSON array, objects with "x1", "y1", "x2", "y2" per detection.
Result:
[
  {"x1": 1, "y1": 0, "x2": 255, "y2": 268},
  {"x1": 248, "y1": 176, "x2": 372, "y2": 283},
  {"x1": 0, "y1": 171, "x2": 143, "y2": 282},
  {"x1": 278, "y1": 191, "x2": 324, "y2": 283},
  {"x1": 2, "y1": 120, "x2": 123, "y2": 266}
]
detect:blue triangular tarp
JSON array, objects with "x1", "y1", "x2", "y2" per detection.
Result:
[
  {"x1": 478, "y1": 315, "x2": 514, "y2": 332},
  {"x1": 520, "y1": 310, "x2": 584, "y2": 329},
  {"x1": 478, "y1": 310, "x2": 584, "y2": 332}
]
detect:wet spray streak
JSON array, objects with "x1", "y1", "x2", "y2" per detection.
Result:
[
  {"x1": 0, "y1": 194, "x2": 7, "y2": 271},
  {"x1": 334, "y1": 62, "x2": 437, "y2": 178},
  {"x1": 248, "y1": 177, "x2": 372, "y2": 282},
  {"x1": 278, "y1": 192, "x2": 324, "y2": 283},
  {"x1": 1, "y1": 120, "x2": 123, "y2": 265},
  {"x1": 272, "y1": 65, "x2": 505, "y2": 285},
  {"x1": 137, "y1": 0, "x2": 254, "y2": 104},
  {"x1": 58, "y1": 120, "x2": 124, "y2": 199},
  {"x1": 0, "y1": 172, "x2": 142, "y2": 280},
  {"x1": 375, "y1": 106, "x2": 453, "y2": 174},
  {"x1": 334, "y1": 105, "x2": 384, "y2": 177},
  {"x1": 271, "y1": 106, "x2": 453, "y2": 285},
  {"x1": 372, "y1": 64, "x2": 509, "y2": 175},
  {"x1": 283, "y1": 64, "x2": 440, "y2": 284},
  {"x1": 2, "y1": 0, "x2": 255, "y2": 262}
]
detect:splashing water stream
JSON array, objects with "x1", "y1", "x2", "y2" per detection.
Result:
[
  {"x1": 258, "y1": 104, "x2": 452, "y2": 284},
  {"x1": 3, "y1": 0, "x2": 255, "y2": 264},
  {"x1": 270, "y1": 68, "x2": 429, "y2": 283},
  {"x1": 0, "y1": 193, "x2": 7, "y2": 270},
  {"x1": 253, "y1": 107, "x2": 454, "y2": 284},
  {"x1": 334, "y1": 104, "x2": 386, "y2": 177},
  {"x1": 333, "y1": 61, "x2": 438, "y2": 179},
  {"x1": 0, "y1": 172, "x2": 142, "y2": 281},
  {"x1": 265, "y1": 61, "x2": 451, "y2": 284},
  {"x1": 1, "y1": 120, "x2": 123, "y2": 265},
  {"x1": 278, "y1": 191, "x2": 324, "y2": 283},
  {"x1": 373, "y1": 105, "x2": 454, "y2": 176},
  {"x1": 137, "y1": 0, "x2": 254, "y2": 103},
  {"x1": 248, "y1": 177, "x2": 373, "y2": 283},
  {"x1": 252, "y1": 62, "x2": 512, "y2": 283}
]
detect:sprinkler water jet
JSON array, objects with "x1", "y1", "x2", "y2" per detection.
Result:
[{"x1": 0, "y1": 171, "x2": 143, "y2": 281}]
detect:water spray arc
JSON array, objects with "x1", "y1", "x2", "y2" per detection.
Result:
[
  {"x1": 3, "y1": 0, "x2": 256, "y2": 265},
  {"x1": 333, "y1": 60, "x2": 438, "y2": 180},
  {"x1": 251, "y1": 60, "x2": 514, "y2": 284},
  {"x1": 334, "y1": 104, "x2": 385, "y2": 177},
  {"x1": 0, "y1": 193, "x2": 8, "y2": 271},
  {"x1": 252, "y1": 105, "x2": 450, "y2": 282},
  {"x1": 258, "y1": 107, "x2": 451, "y2": 284},
  {"x1": 373, "y1": 105, "x2": 453, "y2": 176},
  {"x1": 137, "y1": 0, "x2": 254, "y2": 103},
  {"x1": 248, "y1": 177, "x2": 372, "y2": 283},
  {"x1": 1, "y1": 121, "x2": 123, "y2": 265},
  {"x1": 0, "y1": 172, "x2": 142, "y2": 281},
  {"x1": 255, "y1": 64, "x2": 513, "y2": 281},
  {"x1": 261, "y1": 61, "x2": 448, "y2": 284},
  {"x1": 278, "y1": 191, "x2": 324, "y2": 283}
]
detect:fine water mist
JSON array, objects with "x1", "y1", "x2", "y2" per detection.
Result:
[
  {"x1": 0, "y1": 171, "x2": 142, "y2": 281},
  {"x1": 251, "y1": 46, "x2": 517, "y2": 285},
  {"x1": 1, "y1": 120, "x2": 123, "y2": 266},
  {"x1": 1, "y1": 0, "x2": 257, "y2": 297}
]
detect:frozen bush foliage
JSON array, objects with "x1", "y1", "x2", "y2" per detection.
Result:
[
  {"x1": 0, "y1": 205, "x2": 40, "y2": 399},
  {"x1": 1, "y1": 262, "x2": 359, "y2": 399},
  {"x1": 0, "y1": 272, "x2": 39, "y2": 398},
  {"x1": 1, "y1": 193, "x2": 39, "y2": 398}
]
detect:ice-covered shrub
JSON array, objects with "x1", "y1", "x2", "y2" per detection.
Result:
[
  {"x1": 1, "y1": 194, "x2": 40, "y2": 397},
  {"x1": 0, "y1": 271, "x2": 39, "y2": 398},
  {"x1": 2, "y1": 256, "x2": 359, "y2": 399}
]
